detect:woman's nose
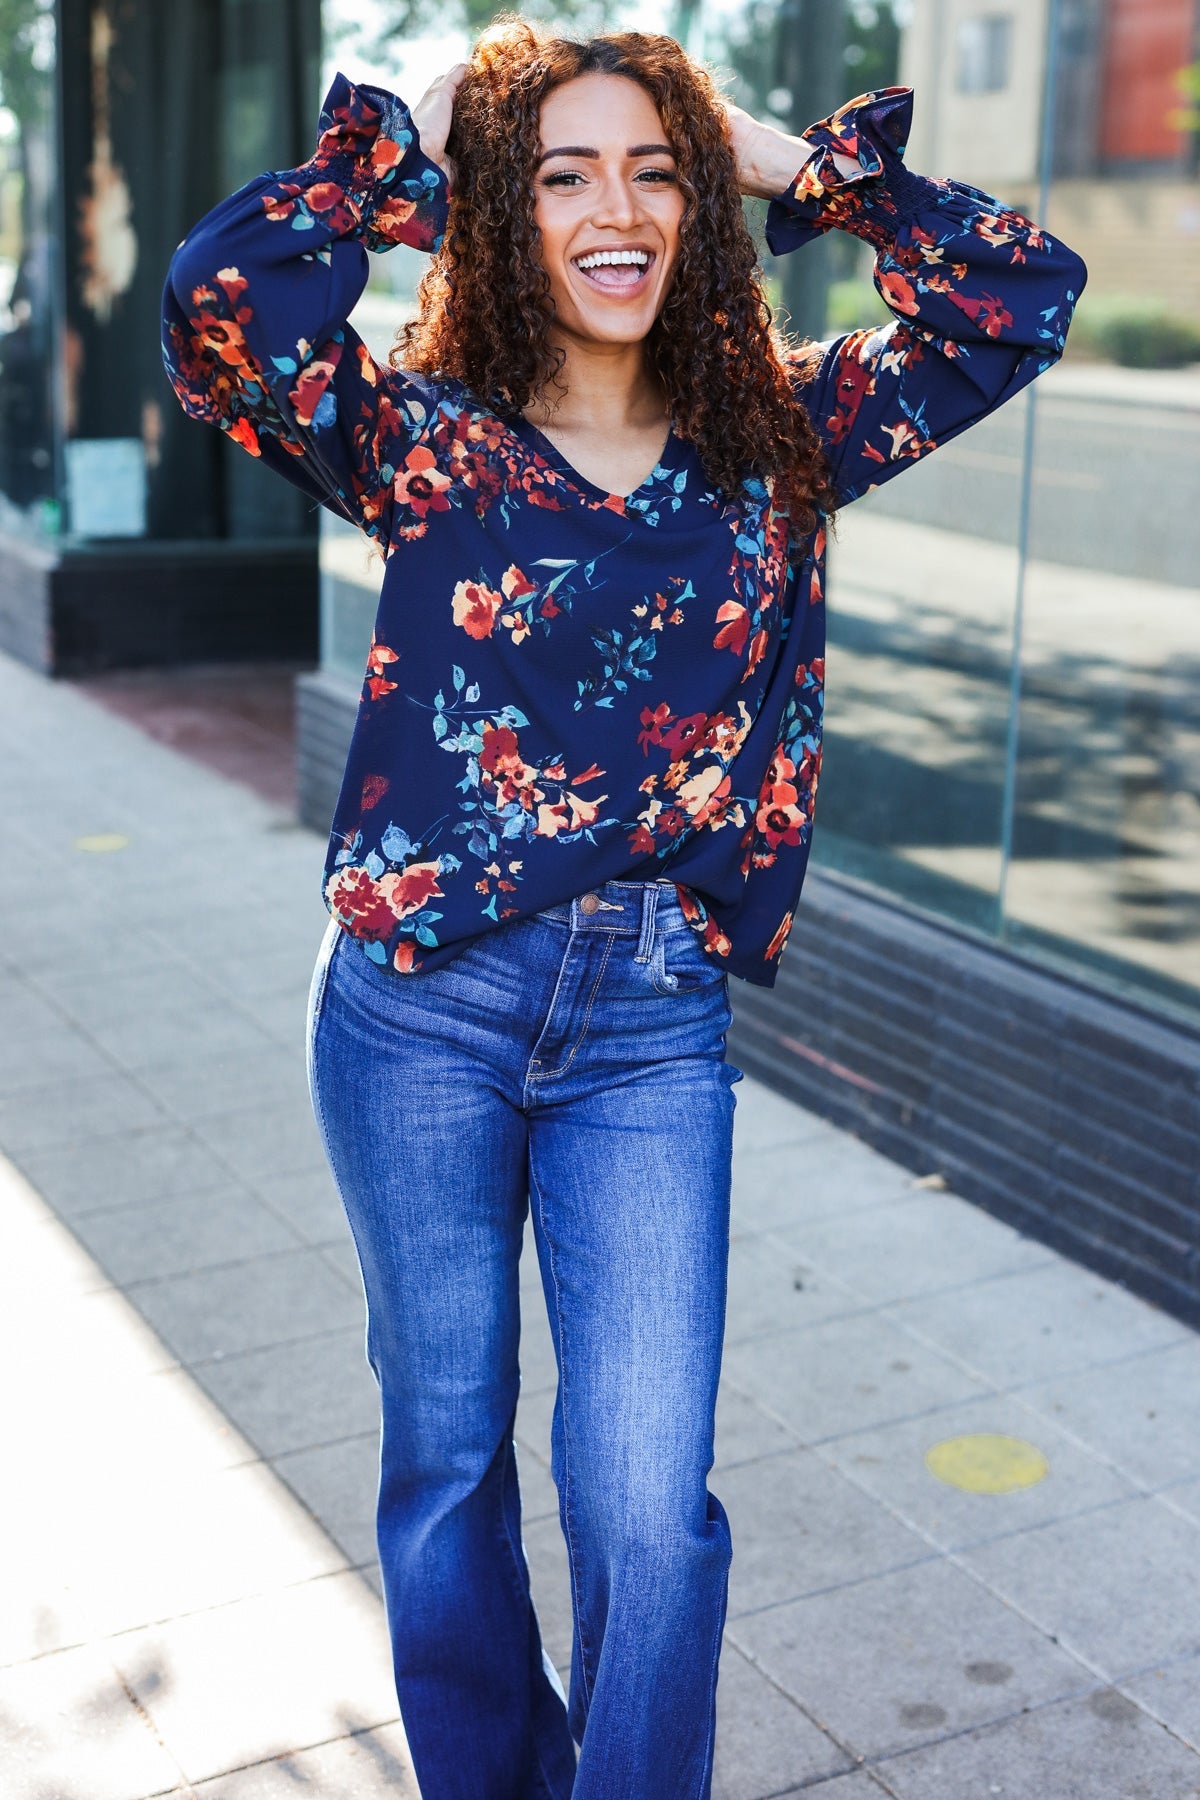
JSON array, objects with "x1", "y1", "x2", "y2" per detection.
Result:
[{"x1": 588, "y1": 172, "x2": 639, "y2": 230}]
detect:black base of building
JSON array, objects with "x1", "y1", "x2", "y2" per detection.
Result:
[
  {"x1": 0, "y1": 533, "x2": 318, "y2": 676},
  {"x1": 730, "y1": 873, "x2": 1200, "y2": 1329},
  {"x1": 293, "y1": 673, "x2": 1200, "y2": 1328}
]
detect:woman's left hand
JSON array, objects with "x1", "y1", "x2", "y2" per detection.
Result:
[{"x1": 411, "y1": 62, "x2": 469, "y2": 191}]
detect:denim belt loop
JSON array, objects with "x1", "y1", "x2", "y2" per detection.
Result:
[{"x1": 635, "y1": 882, "x2": 658, "y2": 964}]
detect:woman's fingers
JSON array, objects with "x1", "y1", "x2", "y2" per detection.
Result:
[{"x1": 411, "y1": 62, "x2": 470, "y2": 183}]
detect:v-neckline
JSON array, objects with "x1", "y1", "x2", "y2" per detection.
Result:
[{"x1": 516, "y1": 415, "x2": 677, "y2": 509}]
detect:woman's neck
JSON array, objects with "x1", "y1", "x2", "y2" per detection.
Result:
[{"x1": 522, "y1": 334, "x2": 668, "y2": 432}]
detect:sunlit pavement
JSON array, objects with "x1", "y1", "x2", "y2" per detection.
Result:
[{"x1": 1, "y1": 648, "x2": 1199, "y2": 1799}]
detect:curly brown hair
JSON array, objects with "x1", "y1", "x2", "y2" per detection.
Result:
[{"x1": 392, "y1": 19, "x2": 837, "y2": 537}]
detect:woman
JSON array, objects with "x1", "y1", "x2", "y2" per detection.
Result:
[{"x1": 162, "y1": 22, "x2": 1084, "y2": 1797}]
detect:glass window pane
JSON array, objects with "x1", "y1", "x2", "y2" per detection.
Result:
[
  {"x1": 1003, "y1": 0, "x2": 1200, "y2": 1020},
  {"x1": 0, "y1": 0, "x2": 58, "y2": 537},
  {"x1": 815, "y1": 409, "x2": 1026, "y2": 935}
]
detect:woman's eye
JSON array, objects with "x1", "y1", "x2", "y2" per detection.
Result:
[{"x1": 541, "y1": 168, "x2": 676, "y2": 190}]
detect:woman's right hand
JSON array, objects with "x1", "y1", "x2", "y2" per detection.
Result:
[{"x1": 411, "y1": 62, "x2": 469, "y2": 191}]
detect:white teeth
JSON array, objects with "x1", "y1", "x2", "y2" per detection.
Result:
[{"x1": 574, "y1": 249, "x2": 651, "y2": 270}]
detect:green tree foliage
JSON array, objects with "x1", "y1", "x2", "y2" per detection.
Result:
[
  {"x1": 0, "y1": 0, "x2": 54, "y2": 124},
  {"x1": 336, "y1": 0, "x2": 625, "y2": 53},
  {"x1": 715, "y1": 0, "x2": 901, "y2": 120}
]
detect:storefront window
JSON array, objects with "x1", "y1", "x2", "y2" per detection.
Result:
[
  {"x1": 704, "y1": 0, "x2": 1200, "y2": 1020},
  {"x1": 1004, "y1": 0, "x2": 1200, "y2": 1016},
  {"x1": 0, "y1": 0, "x2": 58, "y2": 536}
]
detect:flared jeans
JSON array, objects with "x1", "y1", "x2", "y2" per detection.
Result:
[{"x1": 305, "y1": 877, "x2": 743, "y2": 1798}]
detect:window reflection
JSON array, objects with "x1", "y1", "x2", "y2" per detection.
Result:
[
  {"x1": 1007, "y1": 0, "x2": 1200, "y2": 1012},
  {"x1": 702, "y1": 0, "x2": 1200, "y2": 1017}
]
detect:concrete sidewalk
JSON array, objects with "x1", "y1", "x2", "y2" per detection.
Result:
[{"x1": 1, "y1": 647, "x2": 1199, "y2": 1799}]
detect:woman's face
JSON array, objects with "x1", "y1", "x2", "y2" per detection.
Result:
[{"x1": 532, "y1": 72, "x2": 685, "y2": 350}]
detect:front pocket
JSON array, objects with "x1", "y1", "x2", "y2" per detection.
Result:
[{"x1": 650, "y1": 927, "x2": 727, "y2": 996}]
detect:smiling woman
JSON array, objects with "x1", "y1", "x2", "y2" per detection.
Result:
[
  {"x1": 397, "y1": 27, "x2": 838, "y2": 531},
  {"x1": 160, "y1": 20, "x2": 1086, "y2": 1798}
]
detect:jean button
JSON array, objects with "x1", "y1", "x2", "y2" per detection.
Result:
[{"x1": 579, "y1": 893, "x2": 601, "y2": 915}]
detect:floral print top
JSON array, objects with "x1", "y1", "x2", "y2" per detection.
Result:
[{"x1": 162, "y1": 74, "x2": 1085, "y2": 986}]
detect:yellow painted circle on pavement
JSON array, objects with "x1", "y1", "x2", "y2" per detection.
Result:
[
  {"x1": 925, "y1": 1433, "x2": 1049, "y2": 1493},
  {"x1": 74, "y1": 833, "x2": 131, "y2": 853}
]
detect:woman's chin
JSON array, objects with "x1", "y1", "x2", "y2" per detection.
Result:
[{"x1": 559, "y1": 304, "x2": 664, "y2": 347}]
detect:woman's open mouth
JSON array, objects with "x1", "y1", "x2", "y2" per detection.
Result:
[{"x1": 570, "y1": 248, "x2": 655, "y2": 294}]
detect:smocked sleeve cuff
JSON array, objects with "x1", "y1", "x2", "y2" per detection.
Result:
[
  {"x1": 266, "y1": 71, "x2": 448, "y2": 256},
  {"x1": 764, "y1": 85, "x2": 932, "y2": 257}
]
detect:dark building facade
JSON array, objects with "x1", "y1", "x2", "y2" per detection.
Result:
[{"x1": 0, "y1": 0, "x2": 322, "y2": 673}]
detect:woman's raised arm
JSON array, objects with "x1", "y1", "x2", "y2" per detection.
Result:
[
  {"x1": 161, "y1": 71, "x2": 456, "y2": 545},
  {"x1": 736, "y1": 86, "x2": 1087, "y2": 507}
]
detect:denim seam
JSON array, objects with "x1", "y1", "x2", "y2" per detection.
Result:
[
  {"x1": 305, "y1": 924, "x2": 340, "y2": 1151},
  {"x1": 696, "y1": 1538, "x2": 729, "y2": 1799},
  {"x1": 494, "y1": 1416, "x2": 564, "y2": 1800},
  {"x1": 527, "y1": 1153, "x2": 596, "y2": 1715},
  {"x1": 528, "y1": 932, "x2": 615, "y2": 1082}
]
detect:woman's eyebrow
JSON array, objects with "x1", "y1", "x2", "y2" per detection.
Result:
[{"x1": 536, "y1": 143, "x2": 676, "y2": 165}]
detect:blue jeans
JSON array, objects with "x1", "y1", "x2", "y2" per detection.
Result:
[{"x1": 305, "y1": 877, "x2": 743, "y2": 1799}]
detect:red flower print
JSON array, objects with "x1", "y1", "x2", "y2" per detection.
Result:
[
  {"x1": 765, "y1": 910, "x2": 794, "y2": 961},
  {"x1": 745, "y1": 627, "x2": 769, "y2": 678},
  {"x1": 827, "y1": 360, "x2": 875, "y2": 444},
  {"x1": 305, "y1": 180, "x2": 357, "y2": 224},
  {"x1": 393, "y1": 941, "x2": 418, "y2": 973},
  {"x1": 536, "y1": 801, "x2": 571, "y2": 837},
  {"x1": 194, "y1": 311, "x2": 253, "y2": 370},
  {"x1": 714, "y1": 600, "x2": 749, "y2": 658},
  {"x1": 479, "y1": 724, "x2": 537, "y2": 799},
  {"x1": 661, "y1": 712, "x2": 708, "y2": 758},
  {"x1": 950, "y1": 288, "x2": 1014, "y2": 338},
  {"x1": 360, "y1": 774, "x2": 389, "y2": 810},
  {"x1": 289, "y1": 353, "x2": 339, "y2": 429},
  {"x1": 452, "y1": 577, "x2": 503, "y2": 639},
  {"x1": 373, "y1": 194, "x2": 422, "y2": 241},
  {"x1": 370, "y1": 135, "x2": 405, "y2": 177},
  {"x1": 364, "y1": 636, "x2": 398, "y2": 700},
  {"x1": 501, "y1": 564, "x2": 536, "y2": 600},
  {"x1": 638, "y1": 702, "x2": 675, "y2": 755},
  {"x1": 755, "y1": 747, "x2": 806, "y2": 850},
  {"x1": 214, "y1": 267, "x2": 249, "y2": 307},
  {"x1": 226, "y1": 416, "x2": 261, "y2": 456},
  {"x1": 678, "y1": 764, "x2": 729, "y2": 827},
  {"x1": 325, "y1": 866, "x2": 400, "y2": 940},
  {"x1": 394, "y1": 445, "x2": 452, "y2": 518},
  {"x1": 701, "y1": 918, "x2": 733, "y2": 957},
  {"x1": 565, "y1": 790, "x2": 604, "y2": 829},
  {"x1": 879, "y1": 268, "x2": 919, "y2": 315},
  {"x1": 379, "y1": 860, "x2": 443, "y2": 919}
]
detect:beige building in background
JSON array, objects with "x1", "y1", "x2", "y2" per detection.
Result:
[
  {"x1": 900, "y1": 0, "x2": 1048, "y2": 187},
  {"x1": 898, "y1": 0, "x2": 1200, "y2": 316}
]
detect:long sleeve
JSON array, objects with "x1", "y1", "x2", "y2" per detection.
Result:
[
  {"x1": 161, "y1": 72, "x2": 449, "y2": 544},
  {"x1": 768, "y1": 85, "x2": 1087, "y2": 506}
]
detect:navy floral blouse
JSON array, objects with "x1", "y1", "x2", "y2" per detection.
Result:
[{"x1": 162, "y1": 74, "x2": 1085, "y2": 986}]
